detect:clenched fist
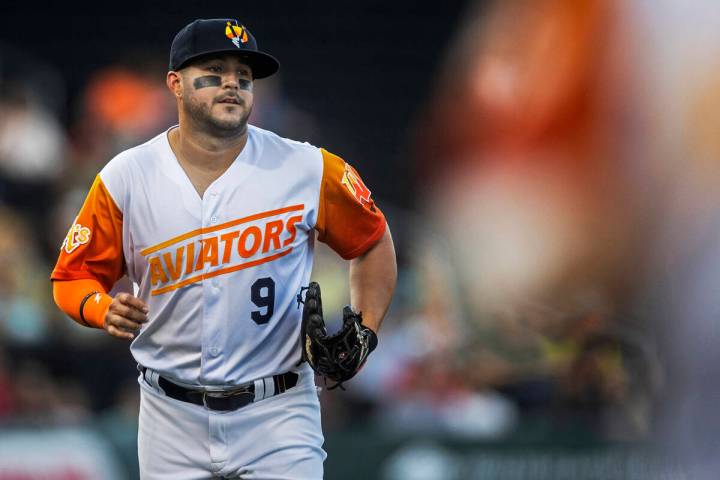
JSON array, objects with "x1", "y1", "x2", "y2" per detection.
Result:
[{"x1": 104, "y1": 292, "x2": 149, "y2": 340}]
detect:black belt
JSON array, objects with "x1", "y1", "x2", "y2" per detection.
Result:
[{"x1": 140, "y1": 367, "x2": 299, "y2": 411}]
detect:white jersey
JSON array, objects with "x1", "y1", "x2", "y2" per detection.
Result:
[{"x1": 52, "y1": 125, "x2": 386, "y2": 387}]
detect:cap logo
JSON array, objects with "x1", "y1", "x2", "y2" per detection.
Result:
[{"x1": 225, "y1": 20, "x2": 249, "y2": 48}]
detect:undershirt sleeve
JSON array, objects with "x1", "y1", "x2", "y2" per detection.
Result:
[{"x1": 53, "y1": 278, "x2": 113, "y2": 329}]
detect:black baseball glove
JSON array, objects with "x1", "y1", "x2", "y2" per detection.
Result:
[{"x1": 298, "y1": 281, "x2": 378, "y2": 390}]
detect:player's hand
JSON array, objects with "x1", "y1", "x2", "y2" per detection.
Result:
[{"x1": 104, "y1": 293, "x2": 149, "y2": 340}]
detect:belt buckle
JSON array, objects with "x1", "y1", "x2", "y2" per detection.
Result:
[{"x1": 201, "y1": 385, "x2": 254, "y2": 410}]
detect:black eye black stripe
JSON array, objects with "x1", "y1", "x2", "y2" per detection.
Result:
[{"x1": 193, "y1": 76, "x2": 222, "y2": 89}]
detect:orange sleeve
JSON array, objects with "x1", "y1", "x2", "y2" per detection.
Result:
[
  {"x1": 51, "y1": 174, "x2": 125, "y2": 291},
  {"x1": 316, "y1": 149, "x2": 386, "y2": 260},
  {"x1": 53, "y1": 278, "x2": 113, "y2": 329}
]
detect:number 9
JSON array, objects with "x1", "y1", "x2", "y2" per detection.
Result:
[{"x1": 250, "y1": 277, "x2": 275, "y2": 325}]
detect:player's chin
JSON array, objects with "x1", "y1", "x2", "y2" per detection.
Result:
[{"x1": 210, "y1": 114, "x2": 249, "y2": 132}]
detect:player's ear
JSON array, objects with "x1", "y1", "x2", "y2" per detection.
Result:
[{"x1": 166, "y1": 71, "x2": 183, "y2": 98}]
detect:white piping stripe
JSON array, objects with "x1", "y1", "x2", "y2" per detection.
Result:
[{"x1": 264, "y1": 377, "x2": 275, "y2": 398}]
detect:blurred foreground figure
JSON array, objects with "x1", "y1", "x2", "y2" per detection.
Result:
[
  {"x1": 417, "y1": 0, "x2": 720, "y2": 475},
  {"x1": 413, "y1": 0, "x2": 662, "y2": 446}
]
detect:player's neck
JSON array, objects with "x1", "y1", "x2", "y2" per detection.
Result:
[{"x1": 170, "y1": 125, "x2": 247, "y2": 171}]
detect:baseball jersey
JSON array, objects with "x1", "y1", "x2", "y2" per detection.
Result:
[{"x1": 51, "y1": 125, "x2": 386, "y2": 387}]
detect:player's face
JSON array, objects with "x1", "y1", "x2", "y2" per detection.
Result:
[{"x1": 180, "y1": 54, "x2": 254, "y2": 137}]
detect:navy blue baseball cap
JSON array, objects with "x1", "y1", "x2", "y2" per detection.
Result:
[{"x1": 169, "y1": 18, "x2": 280, "y2": 79}]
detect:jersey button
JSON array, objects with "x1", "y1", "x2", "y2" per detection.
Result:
[
  {"x1": 210, "y1": 216, "x2": 218, "y2": 224},
  {"x1": 209, "y1": 347, "x2": 220, "y2": 356}
]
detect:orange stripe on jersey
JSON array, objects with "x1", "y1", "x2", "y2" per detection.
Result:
[
  {"x1": 151, "y1": 247, "x2": 293, "y2": 296},
  {"x1": 140, "y1": 204, "x2": 304, "y2": 256},
  {"x1": 316, "y1": 149, "x2": 386, "y2": 260}
]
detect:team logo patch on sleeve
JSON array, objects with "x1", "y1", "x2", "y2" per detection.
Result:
[
  {"x1": 341, "y1": 163, "x2": 376, "y2": 211},
  {"x1": 62, "y1": 220, "x2": 91, "y2": 254}
]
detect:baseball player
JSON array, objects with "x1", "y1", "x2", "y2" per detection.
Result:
[{"x1": 51, "y1": 18, "x2": 396, "y2": 479}]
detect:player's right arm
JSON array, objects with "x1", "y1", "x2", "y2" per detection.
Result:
[{"x1": 51, "y1": 175, "x2": 148, "y2": 339}]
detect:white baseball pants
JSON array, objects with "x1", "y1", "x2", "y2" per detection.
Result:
[{"x1": 137, "y1": 368, "x2": 326, "y2": 479}]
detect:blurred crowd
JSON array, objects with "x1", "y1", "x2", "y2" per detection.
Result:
[{"x1": 1, "y1": 0, "x2": 720, "y2": 477}]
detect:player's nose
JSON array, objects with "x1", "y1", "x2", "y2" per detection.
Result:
[
  {"x1": 220, "y1": 75, "x2": 238, "y2": 90},
  {"x1": 221, "y1": 72, "x2": 249, "y2": 89}
]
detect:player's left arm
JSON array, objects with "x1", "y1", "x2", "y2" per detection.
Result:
[
  {"x1": 315, "y1": 148, "x2": 397, "y2": 335},
  {"x1": 348, "y1": 226, "x2": 396, "y2": 334}
]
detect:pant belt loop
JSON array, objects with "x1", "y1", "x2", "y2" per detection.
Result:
[
  {"x1": 142, "y1": 367, "x2": 164, "y2": 394},
  {"x1": 154, "y1": 370, "x2": 166, "y2": 394},
  {"x1": 253, "y1": 378, "x2": 265, "y2": 402},
  {"x1": 264, "y1": 376, "x2": 275, "y2": 398}
]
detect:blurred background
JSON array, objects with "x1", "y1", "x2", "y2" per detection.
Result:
[{"x1": 1, "y1": 0, "x2": 720, "y2": 478}]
